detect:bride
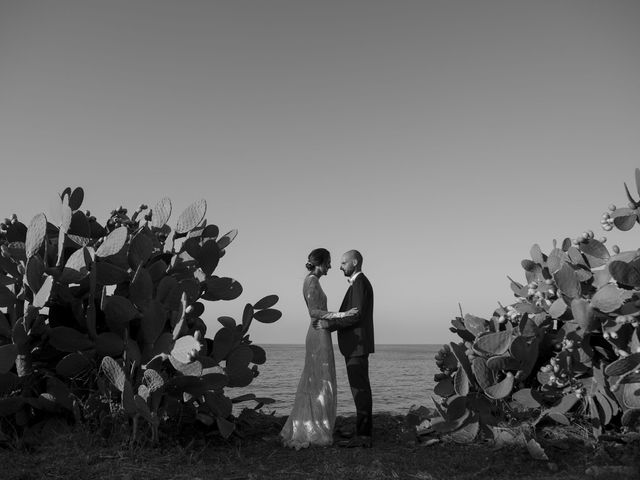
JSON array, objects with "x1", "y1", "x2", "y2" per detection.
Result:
[{"x1": 280, "y1": 248, "x2": 358, "y2": 449}]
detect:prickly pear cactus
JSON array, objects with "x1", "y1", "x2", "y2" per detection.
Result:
[
  {"x1": 431, "y1": 169, "x2": 640, "y2": 442},
  {"x1": 0, "y1": 187, "x2": 281, "y2": 443}
]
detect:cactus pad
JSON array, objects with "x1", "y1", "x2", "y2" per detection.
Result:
[
  {"x1": 56, "y1": 352, "x2": 92, "y2": 378},
  {"x1": 609, "y1": 259, "x2": 640, "y2": 287},
  {"x1": 548, "y1": 298, "x2": 567, "y2": 319},
  {"x1": 434, "y1": 377, "x2": 455, "y2": 397},
  {"x1": 471, "y1": 357, "x2": 493, "y2": 390},
  {"x1": 253, "y1": 308, "x2": 282, "y2": 323},
  {"x1": 509, "y1": 336, "x2": 539, "y2": 377},
  {"x1": 151, "y1": 197, "x2": 172, "y2": 228},
  {"x1": 253, "y1": 294, "x2": 279, "y2": 310},
  {"x1": 96, "y1": 332, "x2": 125, "y2": 357},
  {"x1": 197, "y1": 239, "x2": 221, "y2": 276},
  {"x1": 25, "y1": 213, "x2": 47, "y2": 258},
  {"x1": 95, "y1": 261, "x2": 130, "y2": 285},
  {"x1": 226, "y1": 366, "x2": 254, "y2": 388},
  {"x1": 448, "y1": 416, "x2": 480, "y2": 444},
  {"x1": 549, "y1": 393, "x2": 580, "y2": 414},
  {"x1": 226, "y1": 345, "x2": 253, "y2": 373},
  {"x1": 0, "y1": 344, "x2": 18, "y2": 374},
  {"x1": 621, "y1": 408, "x2": 640, "y2": 426},
  {"x1": 622, "y1": 382, "x2": 640, "y2": 409},
  {"x1": 217, "y1": 229, "x2": 238, "y2": 251},
  {"x1": 450, "y1": 342, "x2": 474, "y2": 382},
  {"x1": 511, "y1": 388, "x2": 541, "y2": 409},
  {"x1": 68, "y1": 187, "x2": 84, "y2": 210},
  {"x1": 101, "y1": 356, "x2": 126, "y2": 392},
  {"x1": 571, "y1": 299, "x2": 597, "y2": 332},
  {"x1": 474, "y1": 331, "x2": 512, "y2": 356},
  {"x1": 140, "y1": 300, "x2": 166, "y2": 346},
  {"x1": 96, "y1": 226, "x2": 128, "y2": 257},
  {"x1": 130, "y1": 266, "x2": 153, "y2": 307},
  {"x1": 128, "y1": 230, "x2": 153, "y2": 269},
  {"x1": 580, "y1": 239, "x2": 610, "y2": 268},
  {"x1": 604, "y1": 353, "x2": 640, "y2": 377},
  {"x1": 25, "y1": 255, "x2": 44, "y2": 292},
  {"x1": 170, "y1": 335, "x2": 201, "y2": 364},
  {"x1": 611, "y1": 208, "x2": 637, "y2": 231},
  {"x1": 431, "y1": 409, "x2": 470, "y2": 433},
  {"x1": 249, "y1": 345, "x2": 266, "y2": 365},
  {"x1": 553, "y1": 263, "x2": 581, "y2": 298},
  {"x1": 202, "y1": 277, "x2": 243, "y2": 301},
  {"x1": 175, "y1": 199, "x2": 206, "y2": 234},
  {"x1": 59, "y1": 247, "x2": 91, "y2": 283},
  {"x1": 241, "y1": 304, "x2": 253, "y2": 333},
  {"x1": 595, "y1": 391, "x2": 614, "y2": 425},
  {"x1": 49, "y1": 327, "x2": 94, "y2": 352},
  {"x1": 463, "y1": 314, "x2": 488, "y2": 337},
  {"x1": 484, "y1": 373, "x2": 514, "y2": 400},
  {"x1": 143, "y1": 368, "x2": 165, "y2": 392},
  {"x1": 33, "y1": 275, "x2": 53, "y2": 309},
  {"x1": 103, "y1": 295, "x2": 139, "y2": 324},
  {"x1": 216, "y1": 416, "x2": 236, "y2": 439},
  {"x1": 454, "y1": 365, "x2": 469, "y2": 396},
  {"x1": 486, "y1": 355, "x2": 520, "y2": 371}
]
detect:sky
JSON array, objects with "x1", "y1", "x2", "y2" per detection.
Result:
[{"x1": 1, "y1": 0, "x2": 640, "y2": 345}]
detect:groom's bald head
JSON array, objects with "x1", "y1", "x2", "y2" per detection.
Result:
[
  {"x1": 340, "y1": 250, "x2": 363, "y2": 276},
  {"x1": 345, "y1": 250, "x2": 363, "y2": 267}
]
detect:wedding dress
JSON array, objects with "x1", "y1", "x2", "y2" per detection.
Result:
[{"x1": 280, "y1": 274, "x2": 339, "y2": 449}]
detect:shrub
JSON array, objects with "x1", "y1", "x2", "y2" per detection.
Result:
[
  {"x1": 0, "y1": 188, "x2": 280, "y2": 444},
  {"x1": 432, "y1": 170, "x2": 640, "y2": 442}
]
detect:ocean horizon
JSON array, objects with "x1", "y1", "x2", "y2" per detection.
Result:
[{"x1": 233, "y1": 344, "x2": 441, "y2": 416}]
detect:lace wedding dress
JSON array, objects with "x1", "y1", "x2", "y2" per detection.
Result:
[{"x1": 280, "y1": 275, "x2": 339, "y2": 449}]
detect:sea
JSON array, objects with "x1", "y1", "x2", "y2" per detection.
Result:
[{"x1": 233, "y1": 344, "x2": 440, "y2": 416}]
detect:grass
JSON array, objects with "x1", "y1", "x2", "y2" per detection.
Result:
[{"x1": 1, "y1": 411, "x2": 639, "y2": 480}]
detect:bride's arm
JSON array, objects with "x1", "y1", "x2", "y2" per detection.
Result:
[
  {"x1": 305, "y1": 276, "x2": 351, "y2": 320},
  {"x1": 317, "y1": 280, "x2": 366, "y2": 331}
]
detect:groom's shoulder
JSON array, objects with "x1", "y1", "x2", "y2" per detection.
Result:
[{"x1": 356, "y1": 272, "x2": 373, "y2": 289}]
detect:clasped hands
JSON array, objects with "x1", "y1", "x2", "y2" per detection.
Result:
[{"x1": 312, "y1": 307, "x2": 359, "y2": 330}]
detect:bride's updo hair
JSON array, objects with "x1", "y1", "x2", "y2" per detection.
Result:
[{"x1": 306, "y1": 248, "x2": 330, "y2": 272}]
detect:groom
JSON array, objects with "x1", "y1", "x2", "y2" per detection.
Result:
[{"x1": 314, "y1": 249, "x2": 374, "y2": 448}]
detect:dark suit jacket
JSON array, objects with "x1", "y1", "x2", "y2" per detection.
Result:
[{"x1": 331, "y1": 272, "x2": 374, "y2": 357}]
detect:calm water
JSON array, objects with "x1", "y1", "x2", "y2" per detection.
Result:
[{"x1": 233, "y1": 344, "x2": 440, "y2": 416}]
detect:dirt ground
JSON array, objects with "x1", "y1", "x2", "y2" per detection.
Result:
[{"x1": 2, "y1": 412, "x2": 639, "y2": 480}]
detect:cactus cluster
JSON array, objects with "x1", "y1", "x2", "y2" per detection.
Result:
[
  {"x1": 432, "y1": 169, "x2": 640, "y2": 442},
  {"x1": 0, "y1": 187, "x2": 280, "y2": 443}
]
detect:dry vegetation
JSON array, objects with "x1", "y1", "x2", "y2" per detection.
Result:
[{"x1": 2, "y1": 411, "x2": 639, "y2": 480}]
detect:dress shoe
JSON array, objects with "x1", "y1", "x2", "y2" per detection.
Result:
[{"x1": 337, "y1": 435, "x2": 372, "y2": 448}]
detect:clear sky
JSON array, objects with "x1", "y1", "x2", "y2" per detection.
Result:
[{"x1": 1, "y1": 1, "x2": 640, "y2": 345}]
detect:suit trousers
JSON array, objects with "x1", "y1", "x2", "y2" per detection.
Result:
[{"x1": 345, "y1": 355, "x2": 372, "y2": 437}]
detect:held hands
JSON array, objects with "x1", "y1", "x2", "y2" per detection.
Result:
[
  {"x1": 344, "y1": 307, "x2": 359, "y2": 317},
  {"x1": 312, "y1": 307, "x2": 359, "y2": 330},
  {"x1": 313, "y1": 319, "x2": 330, "y2": 330}
]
